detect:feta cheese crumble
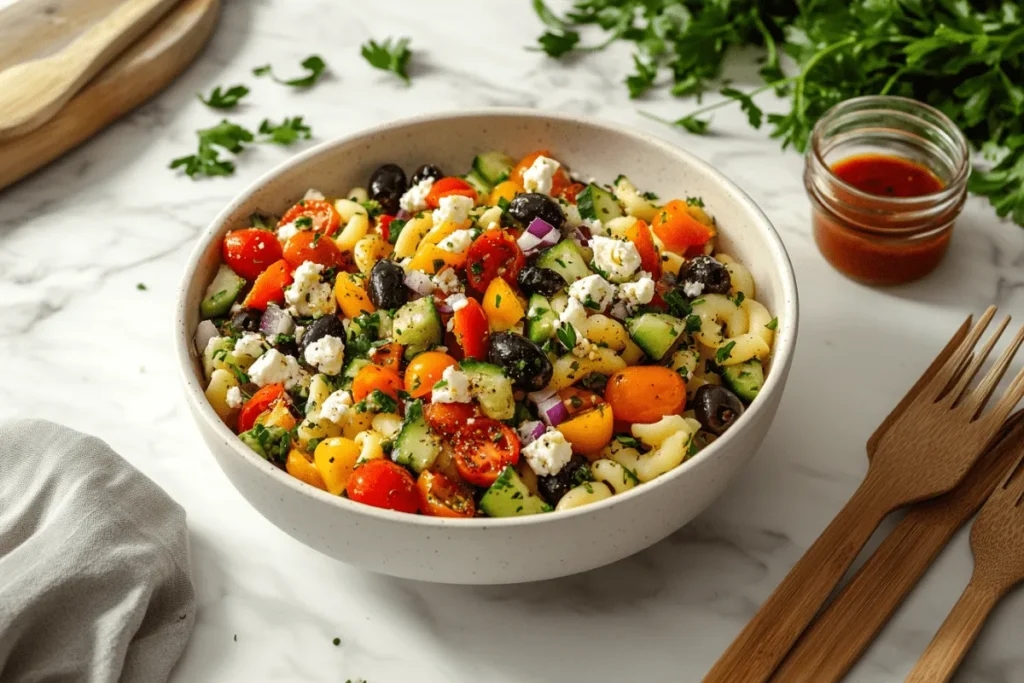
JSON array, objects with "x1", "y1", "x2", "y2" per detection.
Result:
[
  {"x1": 591, "y1": 236, "x2": 642, "y2": 282},
  {"x1": 320, "y1": 390, "x2": 354, "y2": 425},
  {"x1": 277, "y1": 221, "x2": 302, "y2": 242},
  {"x1": 522, "y1": 155, "x2": 560, "y2": 195},
  {"x1": 619, "y1": 276, "x2": 656, "y2": 307},
  {"x1": 303, "y1": 334, "x2": 345, "y2": 376},
  {"x1": 433, "y1": 195, "x2": 474, "y2": 227},
  {"x1": 399, "y1": 177, "x2": 434, "y2": 213},
  {"x1": 522, "y1": 429, "x2": 573, "y2": 476},
  {"x1": 558, "y1": 296, "x2": 589, "y2": 331},
  {"x1": 446, "y1": 293, "x2": 469, "y2": 311},
  {"x1": 432, "y1": 268, "x2": 463, "y2": 295},
  {"x1": 285, "y1": 261, "x2": 336, "y2": 318},
  {"x1": 249, "y1": 349, "x2": 305, "y2": 389},
  {"x1": 438, "y1": 229, "x2": 474, "y2": 254},
  {"x1": 303, "y1": 188, "x2": 326, "y2": 201},
  {"x1": 404, "y1": 269, "x2": 433, "y2": 296},
  {"x1": 683, "y1": 280, "x2": 705, "y2": 297},
  {"x1": 226, "y1": 386, "x2": 243, "y2": 409},
  {"x1": 568, "y1": 273, "x2": 617, "y2": 312},
  {"x1": 233, "y1": 332, "x2": 266, "y2": 362},
  {"x1": 432, "y1": 365, "x2": 473, "y2": 403}
]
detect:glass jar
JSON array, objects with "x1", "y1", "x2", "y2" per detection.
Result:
[{"x1": 804, "y1": 96, "x2": 970, "y2": 286}]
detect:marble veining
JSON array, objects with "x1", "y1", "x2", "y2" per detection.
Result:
[{"x1": 2, "y1": 0, "x2": 1024, "y2": 680}]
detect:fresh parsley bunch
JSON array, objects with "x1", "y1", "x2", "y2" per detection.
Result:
[{"x1": 533, "y1": 0, "x2": 1024, "y2": 227}]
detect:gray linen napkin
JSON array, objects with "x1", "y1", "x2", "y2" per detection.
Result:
[{"x1": 0, "y1": 419, "x2": 195, "y2": 683}]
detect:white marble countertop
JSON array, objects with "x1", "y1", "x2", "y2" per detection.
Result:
[{"x1": 3, "y1": 1, "x2": 1024, "y2": 681}]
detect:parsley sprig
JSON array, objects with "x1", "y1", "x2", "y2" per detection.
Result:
[
  {"x1": 361, "y1": 37, "x2": 413, "y2": 84},
  {"x1": 254, "y1": 55, "x2": 328, "y2": 87},
  {"x1": 259, "y1": 117, "x2": 312, "y2": 145},
  {"x1": 170, "y1": 120, "x2": 254, "y2": 178}
]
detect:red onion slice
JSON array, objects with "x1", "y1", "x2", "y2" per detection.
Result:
[
  {"x1": 518, "y1": 420, "x2": 547, "y2": 445},
  {"x1": 517, "y1": 217, "x2": 560, "y2": 256},
  {"x1": 259, "y1": 304, "x2": 295, "y2": 337},
  {"x1": 537, "y1": 396, "x2": 569, "y2": 426},
  {"x1": 194, "y1": 320, "x2": 219, "y2": 354},
  {"x1": 404, "y1": 270, "x2": 434, "y2": 297}
]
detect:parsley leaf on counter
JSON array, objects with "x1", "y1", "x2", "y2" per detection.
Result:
[
  {"x1": 198, "y1": 84, "x2": 250, "y2": 109},
  {"x1": 361, "y1": 37, "x2": 412, "y2": 84},
  {"x1": 254, "y1": 55, "x2": 328, "y2": 87},
  {"x1": 170, "y1": 120, "x2": 254, "y2": 179},
  {"x1": 532, "y1": 0, "x2": 1024, "y2": 228},
  {"x1": 259, "y1": 117, "x2": 312, "y2": 145}
]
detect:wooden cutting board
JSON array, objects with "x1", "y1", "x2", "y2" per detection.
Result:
[{"x1": 0, "y1": 0, "x2": 220, "y2": 191}]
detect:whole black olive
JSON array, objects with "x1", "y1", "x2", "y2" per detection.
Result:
[
  {"x1": 501, "y1": 192, "x2": 565, "y2": 231},
  {"x1": 368, "y1": 163, "x2": 407, "y2": 215},
  {"x1": 230, "y1": 308, "x2": 263, "y2": 334},
  {"x1": 410, "y1": 164, "x2": 445, "y2": 186},
  {"x1": 299, "y1": 314, "x2": 346, "y2": 360},
  {"x1": 367, "y1": 260, "x2": 409, "y2": 311},
  {"x1": 517, "y1": 266, "x2": 567, "y2": 298},
  {"x1": 678, "y1": 255, "x2": 732, "y2": 295},
  {"x1": 487, "y1": 332, "x2": 553, "y2": 391},
  {"x1": 537, "y1": 456, "x2": 592, "y2": 506},
  {"x1": 693, "y1": 384, "x2": 744, "y2": 435}
]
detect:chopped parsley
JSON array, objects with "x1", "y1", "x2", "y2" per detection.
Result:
[
  {"x1": 169, "y1": 120, "x2": 253, "y2": 179},
  {"x1": 494, "y1": 294, "x2": 502, "y2": 308},
  {"x1": 361, "y1": 37, "x2": 413, "y2": 84},
  {"x1": 355, "y1": 389, "x2": 399, "y2": 414},
  {"x1": 294, "y1": 216, "x2": 313, "y2": 228},
  {"x1": 732, "y1": 291, "x2": 745, "y2": 306},
  {"x1": 254, "y1": 55, "x2": 328, "y2": 87},
  {"x1": 766, "y1": 317, "x2": 779, "y2": 330},
  {"x1": 684, "y1": 315, "x2": 702, "y2": 334},
  {"x1": 136, "y1": 282, "x2": 147, "y2": 291},
  {"x1": 716, "y1": 341, "x2": 737, "y2": 364},
  {"x1": 258, "y1": 117, "x2": 312, "y2": 145},
  {"x1": 556, "y1": 323, "x2": 577, "y2": 350},
  {"x1": 198, "y1": 84, "x2": 249, "y2": 109}
]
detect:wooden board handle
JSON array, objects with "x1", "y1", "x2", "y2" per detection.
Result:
[{"x1": 703, "y1": 479, "x2": 890, "y2": 683}]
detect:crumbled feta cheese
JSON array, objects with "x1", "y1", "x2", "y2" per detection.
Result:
[
  {"x1": 303, "y1": 334, "x2": 345, "y2": 376},
  {"x1": 303, "y1": 188, "x2": 326, "y2": 201},
  {"x1": 522, "y1": 155, "x2": 560, "y2": 195},
  {"x1": 609, "y1": 301, "x2": 630, "y2": 320},
  {"x1": 466, "y1": 417, "x2": 476, "y2": 425},
  {"x1": 446, "y1": 293, "x2": 469, "y2": 311},
  {"x1": 559, "y1": 199, "x2": 583, "y2": 228},
  {"x1": 683, "y1": 280, "x2": 705, "y2": 297},
  {"x1": 568, "y1": 273, "x2": 617, "y2": 312},
  {"x1": 320, "y1": 390, "x2": 353, "y2": 425},
  {"x1": 433, "y1": 195, "x2": 474, "y2": 227},
  {"x1": 485, "y1": 221, "x2": 500, "y2": 231},
  {"x1": 438, "y1": 229, "x2": 474, "y2": 254},
  {"x1": 400, "y1": 177, "x2": 434, "y2": 213},
  {"x1": 619, "y1": 276, "x2": 656, "y2": 307},
  {"x1": 432, "y1": 365, "x2": 473, "y2": 403},
  {"x1": 226, "y1": 386, "x2": 243, "y2": 409},
  {"x1": 277, "y1": 221, "x2": 301, "y2": 242},
  {"x1": 559, "y1": 296, "x2": 588, "y2": 331},
  {"x1": 582, "y1": 217, "x2": 606, "y2": 237},
  {"x1": 294, "y1": 325, "x2": 306, "y2": 342},
  {"x1": 522, "y1": 429, "x2": 573, "y2": 476},
  {"x1": 233, "y1": 332, "x2": 266, "y2": 361},
  {"x1": 572, "y1": 335, "x2": 601, "y2": 360},
  {"x1": 591, "y1": 236, "x2": 642, "y2": 283},
  {"x1": 404, "y1": 269, "x2": 433, "y2": 296},
  {"x1": 432, "y1": 268, "x2": 463, "y2": 295},
  {"x1": 285, "y1": 261, "x2": 336, "y2": 318},
  {"x1": 517, "y1": 420, "x2": 544, "y2": 445},
  {"x1": 249, "y1": 349, "x2": 306, "y2": 389}
]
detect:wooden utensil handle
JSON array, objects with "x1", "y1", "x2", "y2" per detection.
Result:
[
  {"x1": 905, "y1": 578, "x2": 999, "y2": 683},
  {"x1": 703, "y1": 479, "x2": 890, "y2": 683}
]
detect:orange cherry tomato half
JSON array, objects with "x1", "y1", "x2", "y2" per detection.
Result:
[
  {"x1": 557, "y1": 387, "x2": 604, "y2": 416},
  {"x1": 283, "y1": 230, "x2": 344, "y2": 270},
  {"x1": 351, "y1": 364, "x2": 404, "y2": 403},
  {"x1": 279, "y1": 199, "x2": 342, "y2": 237},
  {"x1": 451, "y1": 298, "x2": 490, "y2": 360},
  {"x1": 404, "y1": 351, "x2": 458, "y2": 399},
  {"x1": 604, "y1": 366, "x2": 687, "y2": 424},
  {"x1": 511, "y1": 150, "x2": 571, "y2": 196},
  {"x1": 423, "y1": 402, "x2": 481, "y2": 434},
  {"x1": 425, "y1": 177, "x2": 478, "y2": 209},
  {"x1": 651, "y1": 200, "x2": 716, "y2": 254},
  {"x1": 371, "y1": 342, "x2": 404, "y2": 371},
  {"x1": 451, "y1": 418, "x2": 520, "y2": 487},
  {"x1": 242, "y1": 259, "x2": 292, "y2": 310},
  {"x1": 222, "y1": 228, "x2": 284, "y2": 281},
  {"x1": 625, "y1": 219, "x2": 662, "y2": 280},
  {"x1": 238, "y1": 384, "x2": 287, "y2": 433},
  {"x1": 464, "y1": 231, "x2": 525, "y2": 293},
  {"x1": 346, "y1": 459, "x2": 419, "y2": 513},
  {"x1": 417, "y1": 470, "x2": 476, "y2": 518}
]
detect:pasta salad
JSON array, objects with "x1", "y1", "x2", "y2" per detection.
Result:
[{"x1": 195, "y1": 150, "x2": 777, "y2": 517}]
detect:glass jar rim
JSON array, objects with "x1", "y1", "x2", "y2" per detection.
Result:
[{"x1": 809, "y1": 95, "x2": 971, "y2": 209}]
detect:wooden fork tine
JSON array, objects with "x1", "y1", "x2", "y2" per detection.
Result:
[
  {"x1": 946, "y1": 316, "x2": 1010, "y2": 406},
  {"x1": 965, "y1": 325, "x2": 1024, "y2": 418},
  {"x1": 928, "y1": 306, "x2": 997, "y2": 401}
]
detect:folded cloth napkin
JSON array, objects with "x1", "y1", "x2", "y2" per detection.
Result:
[{"x1": 0, "y1": 419, "x2": 195, "y2": 683}]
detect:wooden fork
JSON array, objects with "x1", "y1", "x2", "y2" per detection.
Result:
[
  {"x1": 704, "y1": 307, "x2": 1024, "y2": 683},
  {"x1": 905, "y1": 436, "x2": 1024, "y2": 682}
]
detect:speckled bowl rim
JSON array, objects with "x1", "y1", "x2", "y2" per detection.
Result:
[{"x1": 175, "y1": 108, "x2": 799, "y2": 528}]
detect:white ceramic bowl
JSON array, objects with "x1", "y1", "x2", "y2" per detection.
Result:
[{"x1": 175, "y1": 109, "x2": 798, "y2": 585}]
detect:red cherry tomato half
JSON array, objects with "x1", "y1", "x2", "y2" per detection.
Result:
[
  {"x1": 451, "y1": 298, "x2": 490, "y2": 360},
  {"x1": 222, "y1": 228, "x2": 284, "y2": 281},
  {"x1": 378, "y1": 214, "x2": 397, "y2": 242},
  {"x1": 423, "y1": 402, "x2": 482, "y2": 434},
  {"x1": 346, "y1": 459, "x2": 420, "y2": 514},
  {"x1": 558, "y1": 182, "x2": 586, "y2": 204},
  {"x1": 425, "y1": 177, "x2": 478, "y2": 209},
  {"x1": 451, "y1": 418, "x2": 520, "y2": 487},
  {"x1": 464, "y1": 231, "x2": 525, "y2": 293},
  {"x1": 417, "y1": 470, "x2": 476, "y2": 518},
  {"x1": 279, "y1": 199, "x2": 342, "y2": 237},
  {"x1": 238, "y1": 384, "x2": 287, "y2": 433},
  {"x1": 283, "y1": 230, "x2": 344, "y2": 270}
]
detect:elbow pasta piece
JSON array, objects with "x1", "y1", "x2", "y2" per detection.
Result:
[
  {"x1": 550, "y1": 346, "x2": 627, "y2": 390},
  {"x1": 583, "y1": 315, "x2": 630, "y2": 351},
  {"x1": 204, "y1": 368, "x2": 239, "y2": 423},
  {"x1": 661, "y1": 248, "x2": 686, "y2": 274},
  {"x1": 334, "y1": 198, "x2": 368, "y2": 221},
  {"x1": 613, "y1": 177, "x2": 659, "y2": 222},
  {"x1": 355, "y1": 430, "x2": 385, "y2": 463},
  {"x1": 371, "y1": 412, "x2": 403, "y2": 440},
  {"x1": 716, "y1": 253, "x2": 755, "y2": 299},
  {"x1": 555, "y1": 481, "x2": 614, "y2": 511},
  {"x1": 346, "y1": 187, "x2": 369, "y2": 203},
  {"x1": 620, "y1": 338, "x2": 646, "y2": 366},
  {"x1": 670, "y1": 347, "x2": 700, "y2": 380},
  {"x1": 354, "y1": 234, "x2": 390, "y2": 274},
  {"x1": 305, "y1": 374, "x2": 332, "y2": 419},
  {"x1": 591, "y1": 459, "x2": 638, "y2": 494},
  {"x1": 475, "y1": 205, "x2": 503, "y2": 229},
  {"x1": 334, "y1": 213, "x2": 369, "y2": 253},
  {"x1": 612, "y1": 426, "x2": 697, "y2": 482},
  {"x1": 631, "y1": 415, "x2": 693, "y2": 447},
  {"x1": 692, "y1": 294, "x2": 748, "y2": 347},
  {"x1": 743, "y1": 298, "x2": 775, "y2": 347},
  {"x1": 687, "y1": 203, "x2": 715, "y2": 228},
  {"x1": 604, "y1": 215, "x2": 639, "y2": 238},
  {"x1": 393, "y1": 215, "x2": 434, "y2": 258}
]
